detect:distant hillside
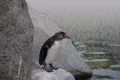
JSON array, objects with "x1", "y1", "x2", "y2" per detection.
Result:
[
  {"x1": 46, "y1": 9, "x2": 120, "y2": 44},
  {"x1": 26, "y1": 0, "x2": 120, "y2": 44}
]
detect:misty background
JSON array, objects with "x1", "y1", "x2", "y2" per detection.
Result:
[{"x1": 26, "y1": 0, "x2": 120, "y2": 43}]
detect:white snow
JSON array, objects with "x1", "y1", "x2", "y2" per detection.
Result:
[
  {"x1": 80, "y1": 51, "x2": 108, "y2": 55},
  {"x1": 85, "y1": 59, "x2": 110, "y2": 62},
  {"x1": 108, "y1": 44, "x2": 120, "y2": 47},
  {"x1": 32, "y1": 69, "x2": 75, "y2": 80},
  {"x1": 90, "y1": 59, "x2": 109, "y2": 62}
]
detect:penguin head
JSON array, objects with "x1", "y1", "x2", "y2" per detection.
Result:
[{"x1": 53, "y1": 31, "x2": 70, "y2": 41}]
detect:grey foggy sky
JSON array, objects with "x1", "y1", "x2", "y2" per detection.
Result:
[{"x1": 26, "y1": 0, "x2": 120, "y2": 10}]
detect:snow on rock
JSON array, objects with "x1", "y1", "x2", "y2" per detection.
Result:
[{"x1": 32, "y1": 69, "x2": 75, "y2": 80}]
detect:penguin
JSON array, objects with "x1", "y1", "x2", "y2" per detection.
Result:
[{"x1": 39, "y1": 31, "x2": 70, "y2": 72}]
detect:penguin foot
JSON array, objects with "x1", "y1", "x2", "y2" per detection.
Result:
[
  {"x1": 45, "y1": 68, "x2": 53, "y2": 72},
  {"x1": 43, "y1": 65, "x2": 53, "y2": 72},
  {"x1": 50, "y1": 64, "x2": 58, "y2": 70}
]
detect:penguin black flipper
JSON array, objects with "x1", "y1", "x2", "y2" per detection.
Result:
[{"x1": 39, "y1": 37, "x2": 54, "y2": 65}]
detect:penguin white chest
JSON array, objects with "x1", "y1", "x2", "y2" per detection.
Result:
[{"x1": 45, "y1": 41, "x2": 61, "y2": 64}]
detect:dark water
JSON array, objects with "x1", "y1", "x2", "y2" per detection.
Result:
[{"x1": 74, "y1": 42, "x2": 120, "y2": 80}]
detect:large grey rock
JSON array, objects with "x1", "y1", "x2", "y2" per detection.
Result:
[
  {"x1": 28, "y1": 7, "x2": 92, "y2": 79},
  {"x1": 0, "y1": 0, "x2": 33, "y2": 80},
  {"x1": 32, "y1": 69, "x2": 75, "y2": 80}
]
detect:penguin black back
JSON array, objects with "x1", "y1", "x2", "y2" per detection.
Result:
[{"x1": 39, "y1": 37, "x2": 54, "y2": 65}]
